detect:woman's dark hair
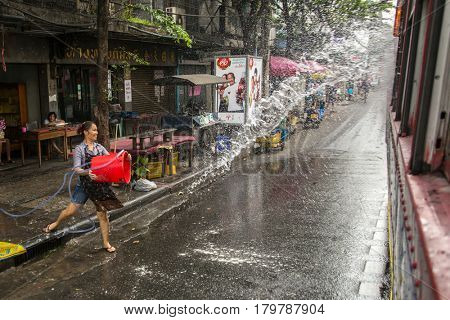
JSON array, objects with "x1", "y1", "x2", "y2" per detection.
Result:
[
  {"x1": 77, "y1": 121, "x2": 95, "y2": 136},
  {"x1": 47, "y1": 112, "x2": 57, "y2": 121}
]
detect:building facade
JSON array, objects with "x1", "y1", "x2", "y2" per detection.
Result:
[{"x1": 0, "y1": 0, "x2": 246, "y2": 139}]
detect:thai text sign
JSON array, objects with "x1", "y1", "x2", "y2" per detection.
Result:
[
  {"x1": 60, "y1": 43, "x2": 177, "y2": 67},
  {"x1": 124, "y1": 80, "x2": 132, "y2": 103}
]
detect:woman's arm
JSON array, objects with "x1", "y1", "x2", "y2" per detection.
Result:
[
  {"x1": 73, "y1": 146, "x2": 89, "y2": 175},
  {"x1": 100, "y1": 144, "x2": 110, "y2": 156}
]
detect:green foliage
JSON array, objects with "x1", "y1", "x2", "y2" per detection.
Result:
[
  {"x1": 273, "y1": 0, "x2": 393, "y2": 55},
  {"x1": 133, "y1": 155, "x2": 150, "y2": 180},
  {"x1": 122, "y1": 3, "x2": 192, "y2": 48},
  {"x1": 120, "y1": 47, "x2": 151, "y2": 66}
]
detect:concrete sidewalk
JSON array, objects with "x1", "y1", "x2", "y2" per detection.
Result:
[{"x1": 0, "y1": 158, "x2": 204, "y2": 271}]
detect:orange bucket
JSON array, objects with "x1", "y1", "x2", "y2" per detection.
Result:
[{"x1": 91, "y1": 151, "x2": 131, "y2": 184}]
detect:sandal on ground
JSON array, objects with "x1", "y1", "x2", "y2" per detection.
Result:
[
  {"x1": 43, "y1": 223, "x2": 56, "y2": 233},
  {"x1": 6, "y1": 160, "x2": 15, "y2": 164},
  {"x1": 104, "y1": 245, "x2": 116, "y2": 253}
]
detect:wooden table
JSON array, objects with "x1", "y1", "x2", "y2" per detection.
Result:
[
  {"x1": 20, "y1": 127, "x2": 68, "y2": 167},
  {"x1": 128, "y1": 128, "x2": 178, "y2": 176},
  {"x1": 130, "y1": 128, "x2": 177, "y2": 151}
]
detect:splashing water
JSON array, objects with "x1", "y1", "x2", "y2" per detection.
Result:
[{"x1": 185, "y1": 18, "x2": 394, "y2": 194}]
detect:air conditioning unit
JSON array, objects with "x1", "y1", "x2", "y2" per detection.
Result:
[{"x1": 165, "y1": 7, "x2": 186, "y2": 29}]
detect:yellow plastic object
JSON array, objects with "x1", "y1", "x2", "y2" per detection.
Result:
[
  {"x1": 256, "y1": 136, "x2": 268, "y2": 144},
  {"x1": 311, "y1": 72, "x2": 325, "y2": 80},
  {"x1": 147, "y1": 161, "x2": 163, "y2": 179},
  {"x1": 166, "y1": 152, "x2": 179, "y2": 167},
  {"x1": 256, "y1": 133, "x2": 282, "y2": 149},
  {"x1": 174, "y1": 152, "x2": 179, "y2": 167},
  {"x1": 0, "y1": 242, "x2": 26, "y2": 260},
  {"x1": 269, "y1": 132, "x2": 282, "y2": 147},
  {"x1": 289, "y1": 116, "x2": 299, "y2": 126}
]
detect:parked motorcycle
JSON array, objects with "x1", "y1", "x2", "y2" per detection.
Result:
[{"x1": 303, "y1": 106, "x2": 320, "y2": 129}]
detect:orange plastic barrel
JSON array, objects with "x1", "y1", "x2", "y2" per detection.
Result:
[{"x1": 91, "y1": 151, "x2": 131, "y2": 184}]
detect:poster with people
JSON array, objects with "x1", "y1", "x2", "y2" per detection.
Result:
[
  {"x1": 247, "y1": 57, "x2": 263, "y2": 116},
  {"x1": 215, "y1": 56, "x2": 247, "y2": 124}
]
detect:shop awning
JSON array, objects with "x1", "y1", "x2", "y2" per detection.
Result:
[
  {"x1": 305, "y1": 60, "x2": 327, "y2": 73},
  {"x1": 270, "y1": 56, "x2": 301, "y2": 77},
  {"x1": 150, "y1": 74, "x2": 230, "y2": 86}
]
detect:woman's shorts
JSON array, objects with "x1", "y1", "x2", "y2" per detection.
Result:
[
  {"x1": 71, "y1": 183, "x2": 89, "y2": 205},
  {"x1": 71, "y1": 182, "x2": 123, "y2": 212}
]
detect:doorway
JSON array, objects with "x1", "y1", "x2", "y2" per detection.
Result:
[{"x1": 57, "y1": 66, "x2": 98, "y2": 123}]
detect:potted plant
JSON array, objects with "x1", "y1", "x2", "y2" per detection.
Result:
[
  {"x1": 131, "y1": 155, "x2": 158, "y2": 192},
  {"x1": 132, "y1": 155, "x2": 150, "y2": 180}
]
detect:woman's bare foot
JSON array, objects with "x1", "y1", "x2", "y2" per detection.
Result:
[
  {"x1": 43, "y1": 222, "x2": 58, "y2": 233},
  {"x1": 103, "y1": 244, "x2": 116, "y2": 253}
]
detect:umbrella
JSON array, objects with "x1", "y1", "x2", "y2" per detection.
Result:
[
  {"x1": 270, "y1": 56, "x2": 302, "y2": 77},
  {"x1": 305, "y1": 60, "x2": 327, "y2": 73},
  {"x1": 296, "y1": 62, "x2": 311, "y2": 73}
]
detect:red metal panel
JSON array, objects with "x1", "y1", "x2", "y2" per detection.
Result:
[{"x1": 388, "y1": 111, "x2": 450, "y2": 299}]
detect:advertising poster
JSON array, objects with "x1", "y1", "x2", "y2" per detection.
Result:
[
  {"x1": 215, "y1": 56, "x2": 247, "y2": 124},
  {"x1": 247, "y1": 57, "x2": 263, "y2": 116}
]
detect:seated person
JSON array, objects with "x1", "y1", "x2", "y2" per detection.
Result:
[
  {"x1": 44, "y1": 112, "x2": 66, "y2": 127},
  {"x1": 44, "y1": 112, "x2": 66, "y2": 155}
]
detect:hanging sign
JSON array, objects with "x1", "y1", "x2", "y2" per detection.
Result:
[
  {"x1": 154, "y1": 70, "x2": 164, "y2": 103},
  {"x1": 107, "y1": 70, "x2": 112, "y2": 101},
  {"x1": 124, "y1": 80, "x2": 132, "y2": 103}
]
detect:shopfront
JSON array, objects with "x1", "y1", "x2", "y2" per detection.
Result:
[
  {"x1": 177, "y1": 63, "x2": 211, "y2": 114},
  {"x1": 0, "y1": 34, "x2": 50, "y2": 151},
  {"x1": 0, "y1": 34, "x2": 49, "y2": 126},
  {"x1": 131, "y1": 66, "x2": 177, "y2": 115},
  {"x1": 56, "y1": 38, "x2": 178, "y2": 122},
  {"x1": 56, "y1": 66, "x2": 98, "y2": 123},
  {"x1": 130, "y1": 45, "x2": 178, "y2": 115}
]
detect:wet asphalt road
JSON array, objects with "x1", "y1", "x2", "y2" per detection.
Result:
[{"x1": 0, "y1": 85, "x2": 390, "y2": 299}]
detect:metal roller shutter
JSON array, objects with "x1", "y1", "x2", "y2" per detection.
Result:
[{"x1": 131, "y1": 67, "x2": 176, "y2": 114}]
